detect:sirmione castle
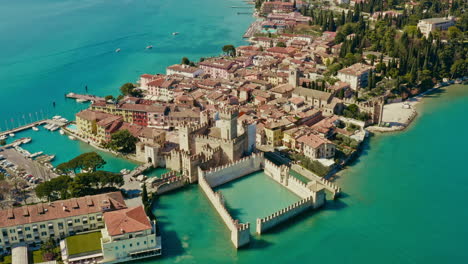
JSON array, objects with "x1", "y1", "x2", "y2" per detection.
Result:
[{"x1": 142, "y1": 105, "x2": 341, "y2": 249}]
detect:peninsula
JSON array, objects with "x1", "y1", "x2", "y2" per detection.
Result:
[{"x1": 0, "y1": 0, "x2": 466, "y2": 263}]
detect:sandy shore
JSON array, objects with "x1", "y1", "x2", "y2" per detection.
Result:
[{"x1": 367, "y1": 86, "x2": 443, "y2": 133}]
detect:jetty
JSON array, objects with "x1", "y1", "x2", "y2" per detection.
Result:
[
  {"x1": 66, "y1": 92, "x2": 105, "y2": 102},
  {"x1": 0, "y1": 120, "x2": 47, "y2": 137},
  {"x1": 0, "y1": 118, "x2": 69, "y2": 138}
]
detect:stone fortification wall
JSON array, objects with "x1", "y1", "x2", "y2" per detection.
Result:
[
  {"x1": 202, "y1": 152, "x2": 264, "y2": 188},
  {"x1": 264, "y1": 159, "x2": 312, "y2": 199},
  {"x1": 165, "y1": 150, "x2": 182, "y2": 172},
  {"x1": 286, "y1": 176, "x2": 314, "y2": 199},
  {"x1": 256, "y1": 197, "x2": 314, "y2": 234},
  {"x1": 198, "y1": 171, "x2": 250, "y2": 248},
  {"x1": 291, "y1": 164, "x2": 341, "y2": 198},
  {"x1": 154, "y1": 175, "x2": 187, "y2": 195}
]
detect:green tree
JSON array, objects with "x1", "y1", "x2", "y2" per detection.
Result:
[
  {"x1": 447, "y1": 26, "x2": 462, "y2": 40},
  {"x1": 104, "y1": 95, "x2": 114, "y2": 101},
  {"x1": 40, "y1": 237, "x2": 57, "y2": 261},
  {"x1": 35, "y1": 175, "x2": 72, "y2": 201},
  {"x1": 57, "y1": 152, "x2": 106, "y2": 173},
  {"x1": 0, "y1": 139, "x2": 5, "y2": 146},
  {"x1": 108, "y1": 130, "x2": 138, "y2": 154},
  {"x1": 276, "y1": 41, "x2": 287, "y2": 48},
  {"x1": 120, "y1": 83, "x2": 142, "y2": 97},
  {"x1": 222, "y1": 45, "x2": 236, "y2": 56},
  {"x1": 142, "y1": 183, "x2": 149, "y2": 206},
  {"x1": 450, "y1": 59, "x2": 467, "y2": 78},
  {"x1": 181, "y1": 57, "x2": 190, "y2": 65}
]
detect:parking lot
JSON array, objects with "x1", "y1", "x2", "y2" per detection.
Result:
[{"x1": 0, "y1": 146, "x2": 57, "y2": 206}]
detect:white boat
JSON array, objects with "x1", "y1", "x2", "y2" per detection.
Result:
[
  {"x1": 120, "y1": 169, "x2": 131, "y2": 175},
  {"x1": 52, "y1": 115, "x2": 62, "y2": 120},
  {"x1": 76, "y1": 98, "x2": 88, "y2": 103},
  {"x1": 146, "y1": 45, "x2": 153, "y2": 49},
  {"x1": 50, "y1": 125, "x2": 59, "y2": 132},
  {"x1": 9, "y1": 133, "x2": 15, "y2": 137},
  {"x1": 22, "y1": 138, "x2": 32, "y2": 144},
  {"x1": 30, "y1": 151, "x2": 43, "y2": 158},
  {"x1": 172, "y1": 32, "x2": 179, "y2": 35},
  {"x1": 115, "y1": 48, "x2": 121, "y2": 53},
  {"x1": 68, "y1": 136, "x2": 76, "y2": 140},
  {"x1": 0, "y1": 135, "x2": 7, "y2": 140},
  {"x1": 32, "y1": 127, "x2": 39, "y2": 131},
  {"x1": 59, "y1": 129, "x2": 65, "y2": 135}
]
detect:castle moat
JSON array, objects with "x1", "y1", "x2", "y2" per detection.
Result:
[{"x1": 214, "y1": 171, "x2": 301, "y2": 226}]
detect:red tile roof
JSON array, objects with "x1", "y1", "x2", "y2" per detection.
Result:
[
  {"x1": 103, "y1": 206, "x2": 152, "y2": 236},
  {"x1": 0, "y1": 192, "x2": 126, "y2": 228}
]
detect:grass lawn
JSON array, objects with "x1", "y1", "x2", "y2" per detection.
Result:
[
  {"x1": 32, "y1": 250, "x2": 44, "y2": 263},
  {"x1": 66, "y1": 231, "x2": 102, "y2": 256},
  {"x1": 0, "y1": 255, "x2": 12, "y2": 264}
]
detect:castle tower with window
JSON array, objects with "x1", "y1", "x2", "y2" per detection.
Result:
[{"x1": 219, "y1": 107, "x2": 239, "y2": 140}]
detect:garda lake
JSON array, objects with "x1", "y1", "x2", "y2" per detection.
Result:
[{"x1": 1, "y1": 0, "x2": 468, "y2": 263}]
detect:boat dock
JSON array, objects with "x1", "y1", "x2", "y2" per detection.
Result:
[
  {"x1": 0, "y1": 118, "x2": 69, "y2": 138},
  {"x1": 0, "y1": 120, "x2": 48, "y2": 137},
  {"x1": 66, "y1": 92, "x2": 105, "y2": 102}
]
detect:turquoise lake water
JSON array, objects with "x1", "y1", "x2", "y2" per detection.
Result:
[
  {"x1": 0, "y1": 0, "x2": 253, "y2": 166},
  {"x1": 1, "y1": 0, "x2": 468, "y2": 263},
  {"x1": 214, "y1": 171, "x2": 300, "y2": 225}
]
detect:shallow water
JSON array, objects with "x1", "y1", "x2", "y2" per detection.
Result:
[{"x1": 214, "y1": 171, "x2": 300, "y2": 225}]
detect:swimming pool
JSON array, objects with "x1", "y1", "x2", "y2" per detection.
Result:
[{"x1": 67, "y1": 124, "x2": 77, "y2": 131}]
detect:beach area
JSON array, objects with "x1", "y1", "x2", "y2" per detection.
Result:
[{"x1": 368, "y1": 83, "x2": 467, "y2": 133}]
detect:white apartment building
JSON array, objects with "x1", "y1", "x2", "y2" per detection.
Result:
[
  {"x1": 0, "y1": 192, "x2": 126, "y2": 254},
  {"x1": 337, "y1": 63, "x2": 372, "y2": 91},
  {"x1": 298, "y1": 133, "x2": 336, "y2": 160},
  {"x1": 166, "y1": 64, "x2": 203, "y2": 78},
  {"x1": 417, "y1": 16, "x2": 455, "y2": 37},
  {"x1": 100, "y1": 206, "x2": 161, "y2": 263}
]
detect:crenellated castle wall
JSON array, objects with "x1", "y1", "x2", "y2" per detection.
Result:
[
  {"x1": 202, "y1": 152, "x2": 264, "y2": 188},
  {"x1": 153, "y1": 173, "x2": 187, "y2": 195},
  {"x1": 264, "y1": 159, "x2": 312, "y2": 199},
  {"x1": 198, "y1": 169, "x2": 250, "y2": 248},
  {"x1": 291, "y1": 164, "x2": 341, "y2": 199},
  {"x1": 194, "y1": 132, "x2": 247, "y2": 162},
  {"x1": 256, "y1": 197, "x2": 314, "y2": 234}
]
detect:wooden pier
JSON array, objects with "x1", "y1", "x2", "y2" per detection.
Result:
[
  {"x1": 0, "y1": 120, "x2": 48, "y2": 137},
  {"x1": 66, "y1": 92, "x2": 105, "y2": 102}
]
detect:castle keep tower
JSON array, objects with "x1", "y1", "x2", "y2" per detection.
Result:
[
  {"x1": 219, "y1": 108, "x2": 239, "y2": 140},
  {"x1": 179, "y1": 123, "x2": 191, "y2": 152},
  {"x1": 288, "y1": 66, "x2": 299, "y2": 87}
]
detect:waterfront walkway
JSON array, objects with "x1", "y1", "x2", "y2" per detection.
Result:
[{"x1": 66, "y1": 92, "x2": 105, "y2": 102}]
